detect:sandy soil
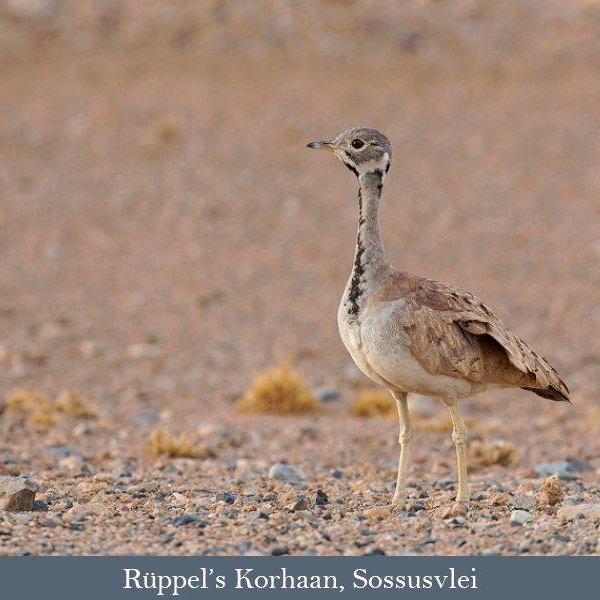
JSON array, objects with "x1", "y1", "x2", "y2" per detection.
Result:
[{"x1": 0, "y1": 1, "x2": 599, "y2": 555}]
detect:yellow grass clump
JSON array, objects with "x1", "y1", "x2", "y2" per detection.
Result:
[
  {"x1": 56, "y1": 390, "x2": 98, "y2": 419},
  {"x1": 4, "y1": 389, "x2": 98, "y2": 427},
  {"x1": 147, "y1": 427, "x2": 212, "y2": 459},
  {"x1": 236, "y1": 363, "x2": 319, "y2": 415},
  {"x1": 352, "y1": 390, "x2": 395, "y2": 418},
  {"x1": 467, "y1": 439, "x2": 517, "y2": 469}
]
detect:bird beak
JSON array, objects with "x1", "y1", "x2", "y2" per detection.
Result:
[{"x1": 306, "y1": 140, "x2": 336, "y2": 151}]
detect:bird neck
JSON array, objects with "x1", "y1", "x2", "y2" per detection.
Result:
[
  {"x1": 356, "y1": 170, "x2": 386, "y2": 268},
  {"x1": 345, "y1": 170, "x2": 387, "y2": 317}
]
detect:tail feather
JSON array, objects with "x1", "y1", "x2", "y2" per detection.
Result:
[{"x1": 522, "y1": 384, "x2": 571, "y2": 403}]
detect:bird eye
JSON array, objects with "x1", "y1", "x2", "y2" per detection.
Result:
[{"x1": 351, "y1": 139, "x2": 365, "y2": 149}]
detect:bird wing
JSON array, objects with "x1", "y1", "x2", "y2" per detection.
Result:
[{"x1": 376, "y1": 271, "x2": 570, "y2": 401}]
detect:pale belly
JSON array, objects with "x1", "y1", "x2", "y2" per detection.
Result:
[{"x1": 337, "y1": 300, "x2": 480, "y2": 400}]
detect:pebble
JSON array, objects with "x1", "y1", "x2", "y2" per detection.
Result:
[
  {"x1": 268, "y1": 463, "x2": 304, "y2": 483},
  {"x1": 557, "y1": 504, "x2": 600, "y2": 523},
  {"x1": 216, "y1": 492, "x2": 236, "y2": 505},
  {"x1": 508, "y1": 494, "x2": 537, "y2": 512},
  {"x1": 270, "y1": 545, "x2": 289, "y2": 556},
  {"x1": 331, "y1": 469, "x2": 343, "y2": 479},
  {"x1": 64, "y1": 503, "x2": 106, "y2": 523},
  {"x1": 491, "y1": 492, "x2": 511, "y2": 506},
  {"x1": 290, "y1": 495, "x2": 310, "y2": 511},
  {"x1": 172, "y1": 514, "x2": 203, "y2": 527},
  {"x1": 315, "y1": 489, "x2": 329, "y2": 506},
  {"x1": 510, "y1": 510, "x2": 534, "y2": 525},
  {"x1": 58, "y1": 455, "x2": 93, "y2": 475},
  {"x1": 314, "y1": 387, "x2": 341, "y2": 402},
  {"x1": 126, "y1": 481, "x2": 159, "y2": 494},
  {"x1": 440, "y1": 502, "x2": 468, "y2": 519},
  {"x1": 533, "y1": 459, "x2": 593, "y2": 480},
  {"x1": 0, "y1": 476, "x2": 39, "y2": 511}
]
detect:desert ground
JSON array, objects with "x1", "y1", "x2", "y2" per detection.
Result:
[{"x1": 0, "y1": 0, "x2": 599, "y2": 555}]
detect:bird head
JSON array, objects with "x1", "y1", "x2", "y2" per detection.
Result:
[{"x1": 307, "y1": 127, "x2": 392, "y2": 178}]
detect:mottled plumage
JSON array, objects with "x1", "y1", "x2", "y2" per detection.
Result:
[{"x1": 307, "y1": 127, "x2": 569, "y2": 507}]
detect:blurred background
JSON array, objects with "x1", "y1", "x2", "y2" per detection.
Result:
[{"x1": 0, "y1": 0, "x2": 599, "y2": 554}]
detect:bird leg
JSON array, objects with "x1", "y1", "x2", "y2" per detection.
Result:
[
  {"x1": 448, "y1": 403, "x2": 470, "y2": 503},
  {"x1": 391, "y1": 391, "x2": 414, "y2": 506}
]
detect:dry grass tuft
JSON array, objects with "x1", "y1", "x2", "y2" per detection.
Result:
[
  {"x1": 147, "y1": 427, "x2": 212, "y2": 459},
  {"x1": 236, "y1": 363, "x2": 319, "y2": 415},
  {"x1": 537, "y1": 475, "x2": 564, "y2": 506},
  {"x1": 467, "y1": 439, "x2": 517, "y2": 469},
  {"x1": 56, "y1": 390, "x2": 98, "y2": 419},
  {"x1": 352, "y1": 390, "x2": 395, "y2": 418},
  {"x1": 4, "y1": 389, "x2": 97, "y2": 427}
]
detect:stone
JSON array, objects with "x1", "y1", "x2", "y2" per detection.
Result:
[
  {"x1": 363, "y1": 506, "x2": 391, "y2": 520},
  {"x1": 270, "y1": 545, "x2": 289, "y2": 556},
  {"x1": 0, "y1": 476, "x2": 39, "y2": 511},
  {"x1": 533, "y1": 459, "x2": 593, "y2": 480},
  {"x1": 58, "y1": 455, "x2": 92, "y2": 475},
  {"x1": 557, "y1": 504, "x2": 600, "y2": 523},
  {"x1": 331, "y1": 469, "x2": 343, "y2": 479},
  {"x1": 314, "y1": 387, "x2": 341, "y2": 402},
  {"x1": 491, "y1": 492, "x2": 511, "y2": 506},
  {"x1": 172, "y1": 514, "x2": 203, "y2": 527},
  {"x1": 510, "y1": 510, "x2": 534, "y2": 525},
  {"x1": 315, "y1": 489, "x2": 329, "y2": 506},
  {"x1": 440, "y1": 502, "x2": 468, "y2": 519},
  {"x1": 63, "y1": 502, "x2": 105, "y2": 523},
  {"x1": 290, "y1": 495, "x2": 309, "y2": 511},
  {"x1": 268, "y1": 463, "x2": 304, "y2": 483},
  {"x1": 508, "y1": 494, "x2": 537, "y2": 512},
  {"x1": 216, "y1": 491, "x2": 236, "y2": 505}
]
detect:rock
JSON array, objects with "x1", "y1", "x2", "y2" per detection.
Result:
[
  {"x1": 58, "y1": 455, "x2": 92, "y2": 475},
  {"x1": 557, "y1": 504, "x2": 600, "y2": 523},
  {"x1": 268, "y1": 463, "x2": 304, "y2": 483},
  {"x1": 290, "y1": 494, "x2": 309, "y2": 511},
  {"x1": 331, "y1": 469, "x2": 343, "y2": 479},
  {"x1": 0, "y1": 476, "x2": 39, "y2": 511},
  {"x1": 508, "y1": 494, "x2": 537, "y2": 512},
  {"x1": 537, "y1": 475, "x2": 564, "y2": 506},
  {"x1": 126, "y1": 481, "x2": 159, "y2": 494},
  {"x1": 315, "y1": 489, "x2": 329, "y2": 506},
  {"x1": 63, "y1": 503, "x2": 105, "y2": 523},
  {"x1": 171, "y1": 514, "x2": 204, "y2": 527},
  {"x1": 216, "y1": 491, "x2": 236, "y2": 505},
  {"x1": 533, "y1": 459, "x2": 593, "y2": 480},
  {"x1": 440, "y1": 502, "x2": 468, "y2": 519},
  {"x1": 132, "y1": 409, "x2": 160, "y2": 424},
  {"x1": 270, "y1": 545, "x2": 289, "y2": 556},
  {"x1": 45, "y1": 446, "x2": 72, "y2": 458},
  {"x1": 363, "y1": 506, "x2": 391, "y2": 520},
  {"x1": 491, "y1": 492, "x2": 511, "y2": 506},
  {"x1": 481, "y1": 545, "x2": 503, "y2": 556},
  {"x1": 314, "y1": 387, "x2": 341, "y2": 402},
  {"x1": 510, "y1": 510, "x2": 534, "y2": 525}
]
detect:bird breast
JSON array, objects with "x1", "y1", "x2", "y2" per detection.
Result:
[{"x1": 337, "y1": 296, "x2": 479, "y2": 400}]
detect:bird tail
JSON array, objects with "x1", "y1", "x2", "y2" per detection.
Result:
[{"x1": 521, "y1": 384, "x2": 571, "y2": 403}]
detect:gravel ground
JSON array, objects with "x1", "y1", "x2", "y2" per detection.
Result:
[{"x1": 0, "y1": 1, "x2": 599, "y2": 555}]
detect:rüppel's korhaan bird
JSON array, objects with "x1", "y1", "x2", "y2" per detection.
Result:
[{"x1": 307, "y1": 128, "x2": 569, "y2": 507}]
